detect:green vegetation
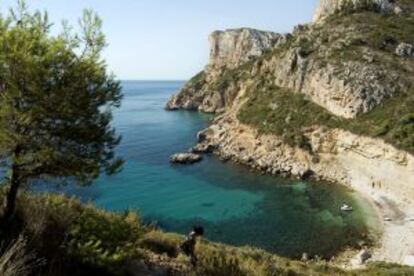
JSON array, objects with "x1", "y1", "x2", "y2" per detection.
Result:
[
  {"x1": 0, "y1": 1, "x2": 123, "y2": 223},
  {"x1": 238, "y1": 85, "x2": 336, "y2": 151},
  {"x1": 235, "y1": 8, "x2": 414, "y2": 154},
  {"x1": 0, "y1": 191, "x2": 413, "y2": 275},
  {"x1": 188, "y1": 71, "x2": 207, "y2": 91},
  {"x1": 238, "y1": 83, "x2": 414, "y2": 153}
]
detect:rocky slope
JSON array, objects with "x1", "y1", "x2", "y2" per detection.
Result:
[
  {"x1": 166, "y1": 0, "x2": 414, "y2": 265},
  {"x1": 166, "y1": 28, "x2": 290, "y2": 113},
  {"x1": 313, "y1": 0, "x2": 401, "y2": 23}
]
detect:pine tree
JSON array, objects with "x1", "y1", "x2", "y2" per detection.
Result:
[{"x1": 0, "y1": 1, "x2": 123, "y2": 223}]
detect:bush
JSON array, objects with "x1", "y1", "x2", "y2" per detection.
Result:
[
  {"x1": 194, "y1": 248, "x2": 246, "y2": 276},
  {"x1": 139, "y1": 230, "x2": 181, "y2": 258},
  {"x1": 66, "y1": 208, "x2": 145, "y2": 274}
]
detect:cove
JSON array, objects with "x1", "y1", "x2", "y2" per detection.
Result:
[{"x1": 38, "y1": 81, "x2": 378, "y2": 258}]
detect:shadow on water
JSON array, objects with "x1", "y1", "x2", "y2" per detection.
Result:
[{"x1": 31, "y1": 81, "x2": 378, "y2": 259}]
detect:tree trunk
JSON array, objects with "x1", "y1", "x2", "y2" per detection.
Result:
[{"x1": 2, "y1": 164, "x2": 20, "y2": 223}]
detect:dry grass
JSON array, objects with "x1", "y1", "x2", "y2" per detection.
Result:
[{"x1": 0, "y1": 235, "x2": 44, "y2": 276}]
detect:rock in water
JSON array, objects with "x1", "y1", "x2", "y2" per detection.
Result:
[{"x1": 170, "y1": 153, "x2": 202, "y2": 164}]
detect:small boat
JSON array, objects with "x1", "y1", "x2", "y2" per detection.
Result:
[{"x1": 341, "y1": 204, "x2": 353, "y2": 212}]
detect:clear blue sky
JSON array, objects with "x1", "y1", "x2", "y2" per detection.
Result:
[{"x1": 2, "y1": 0, "x2": 318, "y2": 80}]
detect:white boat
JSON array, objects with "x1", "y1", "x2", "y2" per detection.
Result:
[{"x1": 341, "y1": 204, "x2": 353, "y2": 212}]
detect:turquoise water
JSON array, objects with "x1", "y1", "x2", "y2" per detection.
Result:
[{"x1": 40, "y1": 81, "x2": 375, "y2": 258}]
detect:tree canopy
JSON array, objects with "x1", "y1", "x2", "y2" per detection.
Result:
[{"x1": 0, "y1": 1, "x2": 123, "y2": 221}]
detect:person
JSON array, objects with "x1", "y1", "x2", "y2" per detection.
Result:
[{"x1": 180, "y1": 226, "x2": 204, "y2": 266}]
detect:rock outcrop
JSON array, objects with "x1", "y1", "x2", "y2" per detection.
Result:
[
  {"x1": 167, "y1": 2, "x2": 408, "y2": 118},
  {"x1": 208, "y1": 28, "x2": 287, "y2": 69},
  {"x1": 313, "y1": 0, "x2": 399, "y2": 23},
  {"x1": 196, "y1": 115, "x2": 414, "y2": 203},
  {"x1": 166, "y1": 28, "x2": 288, "y2": 113},
  {"x1": 170, "y1": 153, "x2": 202, "y2": 164}
]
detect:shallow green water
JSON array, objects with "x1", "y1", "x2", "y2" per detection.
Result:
[{"x1": 40, "y1": 81, "x2": 377, "y2": 258}]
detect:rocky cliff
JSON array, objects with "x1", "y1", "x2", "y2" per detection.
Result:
[
  {"x1": 166, "y1": 0, "x2": 413, "y2": 118},
  {"x1": 208, "y1": 28, "x2": 284, "y2": 69},
  {"x1": 313, "y1": 0, "x2": 400, "y2": 23},
  {"x1": 166, "y1": 28, "x2": 289, "y2": 113},
  {"x1": 166, "y1": 0, "x2": 414, "y2": 264}
]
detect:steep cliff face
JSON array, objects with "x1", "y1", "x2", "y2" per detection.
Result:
[
  {"x1": 208, "y1": 28, "x2": 285, "y2": 69},
  {"x1": 166, "y1": 3, "x2": 412, "y2": 118},
  {"x1": 313, "y1": 0, "x2": 399, "y2": 23},
  {"x1": 166, "y1": 28, "x2": 288, "y2": 113}
]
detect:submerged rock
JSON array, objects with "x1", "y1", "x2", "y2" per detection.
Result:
[{"x1": 170, "y1": 153, "x2": 202, "y2": 164}]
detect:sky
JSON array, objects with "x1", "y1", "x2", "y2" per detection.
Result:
[{"x1": 1, "y1": 0, "x2": 318, "y2": 80}]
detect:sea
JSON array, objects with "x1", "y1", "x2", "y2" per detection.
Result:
[{"x1": 39, "y1": 80, "x2": 378, "y2": 258}]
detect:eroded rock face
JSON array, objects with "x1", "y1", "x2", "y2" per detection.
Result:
[
  {"x1": 260, "y1": 47, "x2": 399, "y2": 118},
  {"x1": 208, "y1": 28, "x2": 286, "y2": 69},
  {"x1": 313, "y1": 0, "x2": 398, "y2": 23},
  {"x1": 166, "y1": 16, "x2": 404, "y2": 118},
  {"x1": 166, "y1": 28, "x2": 284, "y2": 113}
]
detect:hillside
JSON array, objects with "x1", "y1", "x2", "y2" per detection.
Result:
[
  {"x1": 1, "y1": 191, "x2": 413, "y2": 275},
  {"x1": 166, "y1": 0, "x2": 414, "y2": 266}
]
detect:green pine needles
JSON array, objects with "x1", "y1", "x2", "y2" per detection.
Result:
[{"x1": 0, "y1": 1, "x2": 123, "y2": 222}]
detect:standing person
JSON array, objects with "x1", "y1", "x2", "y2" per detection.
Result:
[{"x1": 180, "y1": 226, "x2": 204, "y2": 266}]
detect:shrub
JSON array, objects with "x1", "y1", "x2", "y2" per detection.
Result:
[
  {"x1": 139, "y1": 230, "x2": 181, "y2": 258},
  {"x1": 65, "y1": 208, "x2": 145, "y2": 274}
]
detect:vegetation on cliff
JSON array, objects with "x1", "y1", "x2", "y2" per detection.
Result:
[
  {"x1": 238, "y1": 7, "x2": 414, "y2": 154},
  {"x1": 173, "y1": 4, "x2": 414, "y2": 154}
]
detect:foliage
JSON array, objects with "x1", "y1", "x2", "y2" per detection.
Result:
[
  {"x1": 238, "y1": 84, "x2": 338, "y2": 151},
  {"x1": 238, "y1": 83, "x2": 414, "y2": 154},
  {"x1": 66, "y1": 208, "x2": 145, "y2": 274},
  {"x1": 0, "y1": 191, "x2": 413, "y2": 275},
  {"x1": 139, "y1": 230, "x2": 181, "y2": 258},
  {"x1": 188, "y1": 71, "x2": 207, "y2": 91},
  {"x1": 0, "y1": 0, "x2": 123, "y2": 221}
]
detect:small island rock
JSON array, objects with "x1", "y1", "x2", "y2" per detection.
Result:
[{"x1": 170, "y1": 153, "x2": 203, "y2": 164}]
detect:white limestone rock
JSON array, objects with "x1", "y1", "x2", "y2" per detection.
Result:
[
  {"x1": 313, "y1": 0, "x2": 399, "y2": 23},
  {"x1": 208, "y1": 28, "x2": 287, "y2": 69}
]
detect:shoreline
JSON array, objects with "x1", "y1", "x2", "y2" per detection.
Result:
[
  {"x1": 193, "y1": 114, "x2": 414, "y2": 267},
  {"x1": 348, "y1": 179, "x2": 414, "y2": 266}
]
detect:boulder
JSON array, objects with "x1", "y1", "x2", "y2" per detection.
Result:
[
  {"x1": 396, "y1": 43, "x2": 414, "y2": 57},
  {"x1": 170, "y1": 153, "x2": 202, "y2": 164},
  {"x1": 355, "y1": 249, "x2": 372, "y2": 265}
]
